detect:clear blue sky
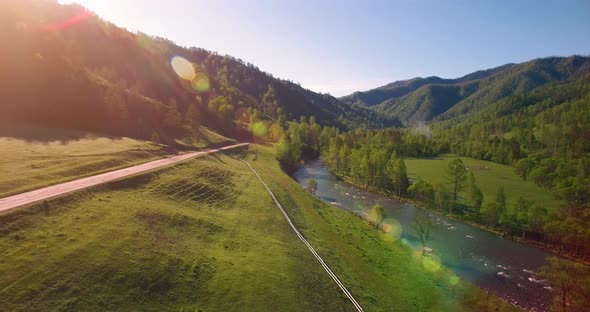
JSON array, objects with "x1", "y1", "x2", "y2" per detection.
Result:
[{"x1": 60, "y1": 0, "x2": 590, "y2": 96}]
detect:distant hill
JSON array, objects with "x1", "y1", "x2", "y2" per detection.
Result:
[
  {"x1": 342, "y1": 57, "x2": 590, "y2": 125},
  {"x1": 0, "y1": 0, "x2": 397, "y2": 144}
]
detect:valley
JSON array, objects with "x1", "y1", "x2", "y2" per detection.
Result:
[{"x1": 0, "y1": 0, "x2": 589, "y2": 311}]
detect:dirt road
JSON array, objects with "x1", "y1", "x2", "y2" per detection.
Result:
[{"x1": 0, "y1": 143, "x2": 249, "y2": 213}]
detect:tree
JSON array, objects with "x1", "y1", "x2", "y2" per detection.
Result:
[
  {"x1": 262, "y1": 84, "x2": 278, "y2": 116},
  {"x1": 163, "y1": 99, "x2": 182, "y2": 133},
  {"x1": 268, "y1": 123, "x2": 285, "y2": 142},
  {"x1": 539, "y1": 257, "x2": 590, "y2": 312},
  {"x1": 411, "y1": 216, "x2": 433, "y2": 256},
  {"x1": 369, "y1": 204, "x2": 385, "y2": 229},
  {"x1": 275, "y1": 136, "x2": 302, "y2": 174},
  {"x1": 434, "y1": 183, "x2": 451, "y2": 213},
  {"x1": 446, "y1": 159, "x2": 467, "y2": 213},
  {"x1": 392, "y1": 157, "x2": 410, "y2": 197},
  {"x1": 387, "y1": 156, "x2": 409, "y2": 197},
  {"x1": 513, "y1": 196, "x2": 532, "y2": 238},
  {"x1": 407, "y1": 176, "x2": 434, "y2": 202},
  {"x1": 472, "y1": 186, "x2": 483, "y2": 212},
  {"x1": 495, "y1": 187, "x2": 507, "y2": 225},
  {"x1": 185, "y1": 103, "x2": 200, "y2": 128},
  {"x1": 466, "y1": 171, "x2": 483, "y2": 211},
  {"x1": 482, "y1": 201, "x2": 500, "y2": 226},
  {"x1": 307, "y1": 178, "x2": 318, "y2": 194},
  {"x1": 467, "y1": 171, "x2": 477, "y2": 203}
]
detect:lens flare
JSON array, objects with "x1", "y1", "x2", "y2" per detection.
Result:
[
  {"x1": 422, "y1": 255, "x2": 442, "y2": 272},
  {"x1": 381, "y1": 218, "x2": 403, "y2": 241},
  {"x1": 252, "y1": 121, "x2": 268, "y2": 137},
  {"x1": 191, "y1": 72, "x2": 211, "y2": 92},
  {"x1": 37, "y1": 8, "x2": 91, "y2": 32},
  {"x1": 449, "y1": 275, "x2": 460, "y2": 285},
  {"x1": 171, "y1": 56, "x2": 195, "y2": 80}
]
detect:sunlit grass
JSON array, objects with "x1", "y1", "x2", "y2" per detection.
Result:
[{"x1": 0, "y1": 132, "x2": 162, "y2": 197}]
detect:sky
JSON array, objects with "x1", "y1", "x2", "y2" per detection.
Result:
[{"x1": 58, "y1": 0, "x2": 590, "y2": 96}]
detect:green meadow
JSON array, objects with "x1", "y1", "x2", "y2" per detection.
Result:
[
  {"x1": 0, "y1": 146, "x2": 516, "y2": 311},
  {"x1": 405, "y1": 154, "x2": 562, "y2": 212}
]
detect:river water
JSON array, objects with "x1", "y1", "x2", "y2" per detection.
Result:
[{"x1": 294, "y1": 159, "x2": 554, "y2": 312}]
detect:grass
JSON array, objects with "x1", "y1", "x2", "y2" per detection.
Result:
[
  {"x1": 0, "y1": 146, "x2": 517, "y2": 311},
  {"x1": 0, "y1": 125, "x2": 234, "y2": 198},
  {"x1": 0, "y1": 149, "x2": 351, "y2": 311},
  {"x1": 175, "y1": 126, "x2": 235, "y2": 149},
  {"x1": 0, "y1": 135, "x2": 163, "y2": 198},
  {"x1": 405, "y1": 154, "x2": 562, "y2": 212}
]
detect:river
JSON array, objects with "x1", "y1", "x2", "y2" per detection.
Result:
[{"x1": 294, "y1": 159, "x2": 554, "y2": 312}]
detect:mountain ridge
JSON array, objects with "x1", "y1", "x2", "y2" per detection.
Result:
[{"x1": 341, "y1": 56, "x2": 590, "y2": 125}]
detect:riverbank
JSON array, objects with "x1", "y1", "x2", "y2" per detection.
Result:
[{"x1": 324, "y1": 168, "x2": 589, "y2": 266}]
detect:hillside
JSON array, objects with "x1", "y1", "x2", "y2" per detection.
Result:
[
  {"x1": 0, "y1": 146, "x2": 516, "y2": 311},
  {"x1": 342, "y1": 57, "x2": 590, "y2": 125},
  {"x1": 0, "y1": 0, "x2": 397, "y2": 146}
]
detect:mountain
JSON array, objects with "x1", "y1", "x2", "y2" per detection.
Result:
[
  {"x1": 340, "y1": 64, "x2": 514, "y2": 107},
  {"x1": 342, "y1": 57, "x2": 590, "y2": 125},
  {"x1": 0, "y1": 0, "x2": 397, "y2": 144}
]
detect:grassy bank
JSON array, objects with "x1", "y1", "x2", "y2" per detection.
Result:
[{"x1": 405, "y1": 154, "x2": 562, "y2": 213}]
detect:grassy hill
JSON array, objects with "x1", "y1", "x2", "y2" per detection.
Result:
[{"x1": 0, "y1": 146, "x2": 516, "y2": 311}]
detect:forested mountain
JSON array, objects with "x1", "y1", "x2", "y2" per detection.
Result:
[
  {"x1": 340, "y1": 63, "x2": 514, "y2": 108},
  {"x1": 342, "y1": 57, "x2": 590, "y2": 125},
  {"x1": 0, "y1": 0, "x2": 396, "y2": 144}
]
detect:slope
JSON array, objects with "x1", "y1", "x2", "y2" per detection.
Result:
[{"x1": 0, "y1": 0, "x2": 396, "y2": 145}]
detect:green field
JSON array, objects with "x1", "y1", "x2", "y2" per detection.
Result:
[
  {"x1": 405, "y1": 154, "x2": 562, "y2": 212},
  {"x1": 0, "y1": 147, "x2": 515, "y2": 311}
]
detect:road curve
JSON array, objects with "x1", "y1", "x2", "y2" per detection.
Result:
[
  {"x1": 0, "y1": 143, "x2": 249, "y2": 213},
  {"x1": 244, "y1": 161, "x2": 364, "y2": 312}
]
